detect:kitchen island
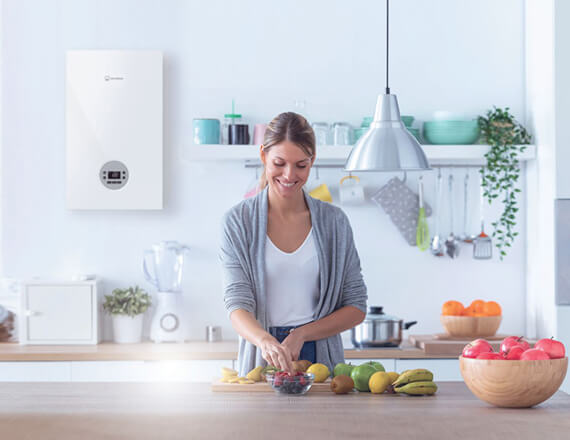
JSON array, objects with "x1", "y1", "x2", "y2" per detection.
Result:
[{"x1": 0, "y1": 382, "x2": 568, "y2": 439}]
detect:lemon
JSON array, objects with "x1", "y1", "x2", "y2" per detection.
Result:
[
  {"x1": 387, "y1": 371, "x2": 400, "y2": 384},
  {"x1": 306, "y1": 363, "x2": 330, "y2": 383},
  {"x1": 369, "y1": 371, "x2": 392, "y2": 394}
]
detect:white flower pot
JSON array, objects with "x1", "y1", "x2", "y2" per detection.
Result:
[{"x1": 112, "y1": 314, "x2": 143, "y2": 344}]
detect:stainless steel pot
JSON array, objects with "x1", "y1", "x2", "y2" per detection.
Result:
[{"x1": 351, "y1": 306, "x2": 417, "y2": 348}]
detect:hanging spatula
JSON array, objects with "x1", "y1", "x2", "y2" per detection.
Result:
[
  {"x1": 416, "y1": 176, "x2": 430, "y2": 251},
  {"x1": 473, "y1": 170, "x2": 493, "y2": 259}
]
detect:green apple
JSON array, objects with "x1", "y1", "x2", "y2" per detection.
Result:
[
  {"x1": 333, "y1": 362, "x2": 354, "y2": 377},
  {"x1": 364, "y1": 361, "x2": 385, "y2": 372},
  {"x1": 350, "y1": 364, "x2": 378, "y2": 392}
]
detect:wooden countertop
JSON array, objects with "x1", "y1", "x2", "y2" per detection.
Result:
[
  {"x1": 0, "y1": 382, "x2": 568, "y2": 439},
  {"x1": 0, "y1": 341, "x2": 456, "y2": 361}
]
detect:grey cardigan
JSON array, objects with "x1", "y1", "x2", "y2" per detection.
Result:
[{"x1": 220, "y1": 187, "x2": 367, "y2": 375}]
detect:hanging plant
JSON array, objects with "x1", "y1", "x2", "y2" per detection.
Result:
[{"x1": 478, "y1": 107, "x2": 532, "y2": 259}]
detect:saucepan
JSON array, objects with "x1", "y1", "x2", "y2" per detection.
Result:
[{"x1": 351, "y1": 306, "x2": 417, "y2": 348}]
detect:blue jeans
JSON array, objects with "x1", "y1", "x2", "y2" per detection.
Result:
[{"x1": 268, "y1": 325, "x2": 316, "y2": 364}]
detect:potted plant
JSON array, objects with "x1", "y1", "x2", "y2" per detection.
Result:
[
  {"x1": 103, "y1": 286, "x2": 151, "y2": 343},
  {"x1": 478, "y1": 107, "x2": 532, "y2": 259}
]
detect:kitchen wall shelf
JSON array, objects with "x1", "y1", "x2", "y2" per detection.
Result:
[{"x1": 182, "y1": 144, "x2": 536, "y2": 167}]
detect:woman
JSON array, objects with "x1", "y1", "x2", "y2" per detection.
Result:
[{"x1": 220, "y1": 112, "x2": 367, "y2": 375}]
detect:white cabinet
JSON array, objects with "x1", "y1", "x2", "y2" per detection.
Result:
[
  {"x1": 0, "y1": 362, "x2": 71, "y2": 381},
  {"x1": 70, "y1": 360, "x2": 233, "y2": 382},
  {"x1": 20, "y1": 280, "x2": 99, "y2": 344},
  {"x1": 395, "y1": 359, "x2": 461, "y2": 381}
]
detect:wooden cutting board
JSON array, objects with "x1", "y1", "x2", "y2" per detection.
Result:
[
  {"x1": 211, "y1": 378, "x2": 333, "y2": 393},
  {"x1": 409, "y1": 334, "x2": 501, "y2": 355}
]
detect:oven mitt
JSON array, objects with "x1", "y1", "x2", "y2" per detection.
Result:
[{"x1": 371, "y1": 177, "x2": 432, "y2": 246}]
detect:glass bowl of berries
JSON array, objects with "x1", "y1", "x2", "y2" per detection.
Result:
[{"x1": 266, "y1": 371, "x2": 315, "y2": 395}]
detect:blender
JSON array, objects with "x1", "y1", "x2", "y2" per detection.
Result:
[{"x1": 143, "y1": 241, "x2": 191, "y2": 343}]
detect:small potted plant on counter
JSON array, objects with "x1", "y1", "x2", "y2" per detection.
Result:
[{"x1": 103, "y1": 286, "x2": 151, "y2": 343}]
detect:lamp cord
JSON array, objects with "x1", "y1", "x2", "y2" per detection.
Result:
[{"x1": 385, "y1": 0, "x2": 390, "y2": 95}]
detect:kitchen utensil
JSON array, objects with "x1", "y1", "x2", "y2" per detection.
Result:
[
  {"x1": 143, "y1": 241, "x2": 191, "y2": 342},
  {"x1": 445, "y1": 173, "x2": 460, "y2": 258},
  {"x1": 332, "y1": 122, "x2": 352, "y2": 145},
  {"x1": 473, "y1": 171, "x2": 493, "y2": 259},
  {"x1": 309, "y1": 183, "x2": 332, "y2": 203},
  {"x1": 460, "y1": 357, "x2": 568, "y2": 408},
  {"x1": 311, "y1": 122, "x2": 329, "y2": 145},
  {"x1": 371, "y1": 177, "x2": 432, "y2": 246},
  {"x1": 266, "y1": 372, "x2": 315, "y2": 395},
  {"x1": 193, "y1": 118, "x2": 220, "y2": 144},
  {"x1": 339, "y1": 175, "x2": 364, "y2": 205},
  {"x1": 423, "y1": 120, "x2": 480, "y2": 145},
  {"x1": 416, "y1": 176, "x2": 430, "y2": 251},
  {"x1": 440, "y1": 315, "x2": 502, "y2": 338},
  {"x1": 206, "y1": 325, "x2": 222, "y2": 342},
  {"x1": 461, "y1": 172, "x2": 475, "y2": 242},
  {"x1": 351, "y1": 306, "x2": 417, "y2": 348},
  {"x1": 431, "y1": 169, "x2": 445, "y2": 256}
]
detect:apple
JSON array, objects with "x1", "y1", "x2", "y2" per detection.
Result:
[
  {"x1": 504, "y1": 345, "x2": 525, "y2": 360},
  {"x1": 534, "y1": 337, "x2": 566, "y2": 359},
  {"x1": 500, "y1": 336, "x2": 531, "y2": 354},
  {"x1": 520, "y1": 348, "x2": 550, "y2": 360},
  {"x1": 462, "y1": 339, "x2": 494, "y2": 358},
  {"x1": 476, "y1": 352, "x2": 503, "y2": 360}
]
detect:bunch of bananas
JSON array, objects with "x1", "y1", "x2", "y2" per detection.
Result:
[{"x1": 392, "y1": 369, "x2": 437, "y2": 395}]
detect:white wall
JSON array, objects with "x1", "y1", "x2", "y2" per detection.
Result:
[{"x1": 1, "y1": 0, "x2": 528, "y2": 342}]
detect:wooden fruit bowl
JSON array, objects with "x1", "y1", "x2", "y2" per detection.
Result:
[
  {"x1": 459, "y1": 356, "x2": 568, "y2": 408},
  {"x1": 440, "y1": 315, "x2": 501, "y2": 337}
]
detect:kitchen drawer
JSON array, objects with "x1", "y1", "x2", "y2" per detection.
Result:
[
  {"x1": 0, "y1": 362, "x2": 71, "y2": 381},
  {"x1": 395, "y1": 359, "x2": 461, "y2": 381},
  {"x1": 20, "y1": 280, "x2": 99, "y2": 344},
  {"x1": 71, "y1": 360, "x2": 234, "y2": 382}
]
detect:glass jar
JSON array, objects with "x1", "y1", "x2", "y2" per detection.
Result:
[{"x1": 222, "y1": 113, "x2": 242, "y2": 145}]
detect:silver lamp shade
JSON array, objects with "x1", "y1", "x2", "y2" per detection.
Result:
[{"x1": 344, "y1": 93, "x2": 430, "y2": 172}]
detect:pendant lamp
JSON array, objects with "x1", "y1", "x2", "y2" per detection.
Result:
[{"x1": 344, "y1": 0, "x2": 430, "y2": 172}]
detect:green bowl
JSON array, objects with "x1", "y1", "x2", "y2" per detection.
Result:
[
  {"x1": 423, "y1": 120, "x2": 480, "y2": 144},
  {"x1": 406, "y1": 127, "x2": 422, "y2": 143},
  {"x1": 401, "y1": 115, "x2": 415, "y2": 127},
  {"x1": 424, "y1": 120, "x2": 479, "y2": 130}
]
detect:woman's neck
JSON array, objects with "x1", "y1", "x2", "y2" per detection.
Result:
[{"x1": 267, "y1": 186, "x2": 308, "y2": 218}]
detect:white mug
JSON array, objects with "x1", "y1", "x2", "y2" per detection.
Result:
[{"x1": 339, "y1": 175, "x2": 365, "y2": 205}]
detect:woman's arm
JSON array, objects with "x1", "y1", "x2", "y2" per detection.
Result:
[
  {"x1": 281, "y1": 305, "x2": 365, "y2": 359},
  {"x1": 230, "y1": 309, "x2": 295, "y2": 373}
]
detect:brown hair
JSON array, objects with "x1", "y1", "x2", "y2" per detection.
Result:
[{"x1": 259, "y1": 112, "x2": 316, "y2": 189}]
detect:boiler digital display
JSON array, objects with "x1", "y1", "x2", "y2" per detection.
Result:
[{"x1": 108, "y1": 171, "x2": 121, "y2": 179}]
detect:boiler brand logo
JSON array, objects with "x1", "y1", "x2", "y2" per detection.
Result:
[{"x1": 104, "y1": 75, "x2": 124, "y2": 81}]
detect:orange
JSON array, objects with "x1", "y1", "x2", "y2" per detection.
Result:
[
  {"x1": 464, "y1": 299, "x2": 485, "y2": 316},
  {"x1": 482, "y1": 301, "x2": 502, "y2": 316},
  {"x1": 442, "y1": 300, "x2": 464, "y2": 316}
]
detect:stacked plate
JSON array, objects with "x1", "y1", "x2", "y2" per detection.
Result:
[
  {"x1": 401, "y1": 115, "x2": 422, "y2": 143},
  {"x1": 423, "y1": 120, "x2": 480, "y2": 145}
]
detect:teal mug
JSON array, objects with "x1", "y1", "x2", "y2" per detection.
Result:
[{"x1": 193, "y1": 118, "x2": 220, "y2": 144}]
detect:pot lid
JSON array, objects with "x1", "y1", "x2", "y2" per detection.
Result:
[{"x1": 364, "y1": 306, "x2": 401, "y2": 322}]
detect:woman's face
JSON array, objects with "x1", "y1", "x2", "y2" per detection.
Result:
[{"x1": 261, "y1": 140, "x2": 314, "y2": 199}]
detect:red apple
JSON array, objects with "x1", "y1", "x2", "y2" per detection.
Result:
[
  {"x1": 534, "y1": 337, "x2": 566, "y2": 359},
  {"x1": 476, "y1": 352, "x2": 503, "y2": 360},
  {"x1": 520, "y1": 348, "x2": 550, "y2": 360},
  {"x1": 462, "y1": 339, "x2": 493, "y2": 359},
  {"x1": 504, "y1": 345, "x2": 525, "y2": 360},
  {"x1": 500, "y1": 336, "x2": 531, "y2": 354}
]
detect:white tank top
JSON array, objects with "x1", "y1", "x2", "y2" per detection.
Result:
[{"x1": 265, "y1": 228, "x2": 320, "y2": 327}]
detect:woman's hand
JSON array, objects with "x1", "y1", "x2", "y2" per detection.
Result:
[
  {"x1": 281, "y1": 329, "x2": 306, "y2": 361},
  {"x1": 258, "y1": 335, "x2": 294, "y2": 373}
]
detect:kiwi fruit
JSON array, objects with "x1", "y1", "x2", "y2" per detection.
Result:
[
  {"x1": 292, "y1": 360, "x2": 312, "y2": 373},
  {"x1": 330, "y1": 374, "x2": 354, "y2": 394}
]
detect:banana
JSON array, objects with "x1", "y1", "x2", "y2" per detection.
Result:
[
  {"x1": 392, "y1": 369, "x2": 433, "y2": 387},
  {"x1": 394, "y1": 381, "x2": 438, "y2": 395}
]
